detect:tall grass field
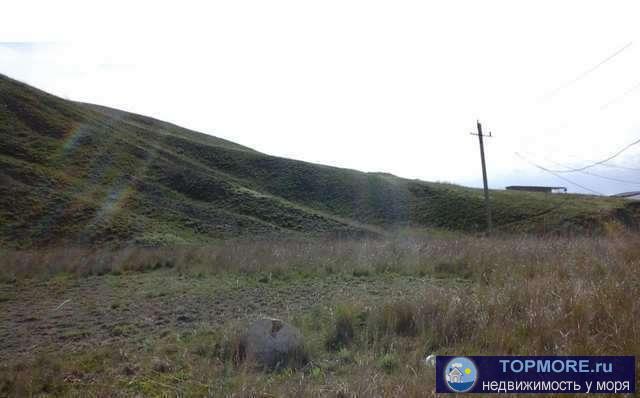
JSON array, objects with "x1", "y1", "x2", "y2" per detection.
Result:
[{"x1": 0, "y1": 233, "x2": 638, "y2": 396}]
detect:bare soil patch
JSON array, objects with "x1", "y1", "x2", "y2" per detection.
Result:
[{"x1": 0, "y1": 270, "x2": 437, "y2": 360}]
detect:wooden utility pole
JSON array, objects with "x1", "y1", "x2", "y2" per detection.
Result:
[{"x1": 471, "y1": 120, "x2": 492, "y2": 232}]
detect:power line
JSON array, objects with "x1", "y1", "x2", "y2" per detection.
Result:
[
  {"x1": 539, "y1": 156, "x2": 640, "y2": 185},
  {"x1": 596, "y1": 162, "x2": 640, "y2": 172},
  {"x1": 515, "y1": 153, "x2": 603, "y2": 195},
  {"x1": 600, "y1": 81, "x2": 640, "y2": 110},
  {"x1": 555, "y1": 157, "x2": 640, "y2": 172},
  {"x1": 568, "y1": 170, "x2": 640, "y2": 185},
  {"x1": 539, "y1": 41, "x2": 633, "y2": 102},
  {"x1": 545, "y1": 136, "x2": 640, "y2": 173}
]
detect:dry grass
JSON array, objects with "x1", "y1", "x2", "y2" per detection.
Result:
[
  {"x1": 2, "y1": 232, "x2": 638, "y2": 280},
  {"x1": 1, "y1": 232, "x2": 639, "y2": 396}
]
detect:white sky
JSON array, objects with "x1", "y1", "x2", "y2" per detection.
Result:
[{"x1": 2, "y1": 1, "x2": 640, "y2": 195}]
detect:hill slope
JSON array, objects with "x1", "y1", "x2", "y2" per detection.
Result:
[{"x1": 1, "y1": 74, "x2": 638, "y2": 246}]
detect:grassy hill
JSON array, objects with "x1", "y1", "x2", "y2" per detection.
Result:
[{"x1": 1, "y1": 73, "x2": 638, "y2": 247}]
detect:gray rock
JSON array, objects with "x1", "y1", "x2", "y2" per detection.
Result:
[
  {"x1": 242, "y1": 318, "x2": 307, "y2": 370},
  {"x1": 151, "y1": 358, "x2": 171, "y2": 373}
]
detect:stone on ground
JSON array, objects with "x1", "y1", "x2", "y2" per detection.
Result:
[{"x1": 242, "y1": 318, "x2": 307, "y2": 370}]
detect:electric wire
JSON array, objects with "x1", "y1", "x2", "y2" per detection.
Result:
[
  {"x1": 600, "y1": 81, "x2": 640, "y2": 110},
  {"x1": 514, "y1": 152, "x2": 604, "y2": 195},
  {"x1": 544, "y1": 136, "x2": 640, "y2": 173},
  {"x1": 539, "y1": 41, "x2": 633, "y2": 102},
  {"x1": 535, "y1": 156, "x2": 640, "y2": 185}
]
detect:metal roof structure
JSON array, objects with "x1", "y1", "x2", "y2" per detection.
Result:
[{"x1": 505, "y1": 186, "x2": 567, "y2": 193}]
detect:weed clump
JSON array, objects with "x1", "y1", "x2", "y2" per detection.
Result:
[
  {"x1": 377, "y1": 353, "x2": 399, "y2": 374},
  {"x1": 433, "y1": 259, "x2": 472, "y2": 279},
  {"x1": 326, "y1": 305, "x2": 360, "y2": 351}
]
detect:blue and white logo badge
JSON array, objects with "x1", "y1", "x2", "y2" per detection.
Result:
[{"x1": 445, "y1": 357, "x2": 478, "y2": 393}]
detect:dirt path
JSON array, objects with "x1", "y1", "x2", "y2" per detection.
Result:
[{"x1": 0, "y1": 270, "x2": 436, "y2": 360}]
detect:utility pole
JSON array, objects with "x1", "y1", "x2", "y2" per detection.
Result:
[{"x1": 471, "y1": 120, "x2": 492, "y2": 233}]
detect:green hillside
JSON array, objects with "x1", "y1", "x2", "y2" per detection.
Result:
[{"x1": 0, "y1": 73, "x2": 638, "y2": 246}]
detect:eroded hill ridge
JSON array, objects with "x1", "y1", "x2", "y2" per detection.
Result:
[{"x1": 0, "y1": 73, "x2": 638, "y2": 246}]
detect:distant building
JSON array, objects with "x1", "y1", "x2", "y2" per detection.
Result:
[
  {"x1": 506, "y1": 185, "x2": 567, "y2": 194},
  {"x1": 611, "y1": 191, "x2": 640, "y2": 200}
]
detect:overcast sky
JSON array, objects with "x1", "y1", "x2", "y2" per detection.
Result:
[{"x1": 2, "y1": 1, "x2": 640, "y2": 195}]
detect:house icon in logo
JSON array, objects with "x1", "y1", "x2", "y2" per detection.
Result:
[
  {"x1": 448, "y1": 366, "x2": 463, "y2": 383},
  {"x1": 445, "y1": 357, "x2": 477, "y2": 392}
]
